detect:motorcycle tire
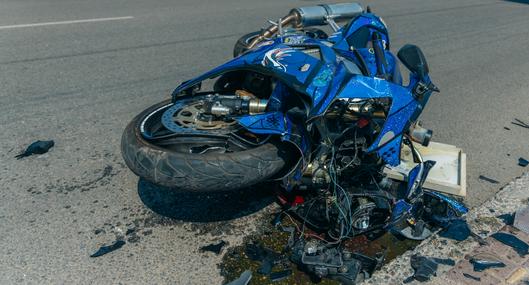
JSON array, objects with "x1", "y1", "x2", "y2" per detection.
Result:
[
  {"x1": 233, "y1": 31, "x2": 260, "y2": 57},
  {"x1": 121, "y1": 99, "x2": 288, "y2": 192}
]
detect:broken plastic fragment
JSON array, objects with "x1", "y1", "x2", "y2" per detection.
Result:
[
  {"x1": 269, "y1": 269, "x2": 292, "y2": 282},
  {"x1": 519, "y1": 157, "x2": 529, "y2": 167},
  {"x1": 244, "y1": 242, "x2": 282, "y2": 275},
  {"x1": 469, "y1": 257, "x2": 506, "y2": 272},
  {"x1": 479, "y1": 175, "x2": 499, "y2": 184},
  {"x1": 225, "y1": 270, "x2": 252, "y2": 285},
  {"x1": 404, "y1": 255, "x2": 455, "y2": 282},
  {"x1": 491, "y1": 232, "x2": 529, "y2": 257},
  {"x1": 463, "y1": 273, "x2": 481, "y2": 281},
  {"x1": 15, "y1": 140, "x2": 54, "y2": 159},
  {"x1": 200, "y1": 240, "x2": 226, "y2": 255},
  {"x1": 90, "y1": 240, "x2": 126, "y2": 257},
  {"x1": 439, "y1": 219, "x2": 470, "y2": 241}
]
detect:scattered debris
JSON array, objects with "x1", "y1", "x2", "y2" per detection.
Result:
[
  {"x1": 504, "y1": 127, "x2": 511, "y2": 131},
  {"x1": 404, "y1": 254, "x2": 455, "y2": 283},
  {"x1": 15, "y1": 140, "x2": 54, "y2": 159},
  {"x1": 126, "y1": 228, "x2": 135, "y2": 235},
  {"x1": 479, "y1": 175, "x2": 499, "y2": 184},
  {"x1": 512, "y1": 118, "x2": 529, "y2": 129},
  {"x1": 519, "y1": 157, "x2": 529, "y2": 167},
  {"x1": 225, "y1": 270, "x2": 252, "y2": 285},
  {"x1": 469, "y1": 255, "x2": 506, "y2": 272},
  {"x1": 463, "y1": 272, "x2": 481, "y2": 281},
  {"x1": 514, "y1": 207, "x2": 529, "y2": 234},
  {"x1": 439, "y1": 219, "x2": 471, "y2": 241},
  {"x1": 269, "y1": 269, "x2": 292, "y2": 282},
  {"x1": 200, "y1": 240, "x2": 227, "y2": 255},
  {"x1": 491, "y1": 232, "x2": 529, "y2": 257},
  {"x1": 90, "y1": 240, "x2": 126, "y2": 257}
]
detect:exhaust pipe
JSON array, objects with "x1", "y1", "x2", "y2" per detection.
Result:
[
  {"x1": 291, "y1": 3, "x2": 363, "y2": 27},
  {"x1": 248, "y1": 2, "x2": 363, "y2": 49}
]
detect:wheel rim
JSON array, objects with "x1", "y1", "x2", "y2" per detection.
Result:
[{"x1": 139, "y1": 97, "x2": 270, "y2": 154}]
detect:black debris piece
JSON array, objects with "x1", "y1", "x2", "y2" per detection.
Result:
[
  {"x1": 200, "y1": 240, "x2": 226, "y2": 255},
  {"x1": 258, "y1": 259, "x2": 274, "y2": 275},
  {"x1": 225, "y1": 270, "x2": 252, "y2": 285},
  {"x1": 497, "y1": 213, "x2": 515, "y2": 225},
  {"x1": 479, "y1": 175, "x2": 499, "y2": 184},
  {"x1": 90, "y1": 240, "x2": 126, "y2": 257},
  {"x1": 245, "y1": 243, "x2": 282, "y2": 275},
  {"x1": 15, "y1": 140, "x2": 54, "y2": 159},
  {"x1": 519, "y1": 157, "x2": 529, "y2": 167},
  {"x1": 404, "y1": 255, "x2": 455, "y2": 282},
  {"x1": 439, "y1": 219, "x2": 471, "y2": 241},
  {"x1": 492, "y1": 232, "x2": 529, "y2": 257},
  {"x1": 512, "y1": 118, "x2": 529, "y2": 129},
  {"x1": 504, "y1": 127, "x2": 511, "y2": 131},
  {"x1": 269, "y1": 269, "x2": 292, "y2": 282},
  {"x1": 469, "y1": 257, "x2": 506, "y2": 272},
  {"x1": 126, "y1": 228, "x2": 135, "y2": 235},
  {"x1": 463, "y1": 273, "x2": 481, "y2": 281}
]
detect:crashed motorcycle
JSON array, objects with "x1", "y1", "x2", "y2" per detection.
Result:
[{"x1": 122, "y1": 3, "x2": 467, "y2": 283}]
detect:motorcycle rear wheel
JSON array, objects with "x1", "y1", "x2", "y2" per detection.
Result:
[{"x1": 121, "y1": 99, "x2": 288, "y2": 192}]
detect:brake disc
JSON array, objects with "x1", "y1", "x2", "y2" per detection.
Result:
[{"x1": 161, "y1": 97, "x2": 238, "y2": 135}]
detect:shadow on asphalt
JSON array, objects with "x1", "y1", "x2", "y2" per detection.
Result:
[{"x1": 137, "y1": 178, "x2": 276, "y2": 223}]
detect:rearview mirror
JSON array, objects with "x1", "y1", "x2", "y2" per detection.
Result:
[{"x1": 397, "y1": 44, "x2": 429, "y2": 81}]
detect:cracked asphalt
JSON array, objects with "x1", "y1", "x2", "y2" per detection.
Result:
[{"x1": 1, "y1": 0, "x2": 529, "y2": 284}]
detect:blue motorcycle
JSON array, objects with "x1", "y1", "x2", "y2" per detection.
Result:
[{"x1": 122, "y1": 3, "x2": 466, "y2": 245}]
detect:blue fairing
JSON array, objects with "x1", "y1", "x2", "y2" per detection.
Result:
[
  {"x1": 427, "y1": 191, "x2": 469, "y2": 215},
  {"x1": 171, "y1": 12, "x2": 433, "y2": 169}
]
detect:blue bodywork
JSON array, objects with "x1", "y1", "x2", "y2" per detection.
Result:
[
  {"x1": 171, "y1": 12, "x2": 466, "y2": 214},
  {"x1": 173, "y1": 13, "x2": 428, "y2": 166}
]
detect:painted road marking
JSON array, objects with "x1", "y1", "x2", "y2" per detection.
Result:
[{"x1": 0, "y1": 16, "x2": 134, "y2": 30}]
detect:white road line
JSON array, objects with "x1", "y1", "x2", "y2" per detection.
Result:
[{"x1": 0, "y1": 16, "x2": 134, "y2": 30}]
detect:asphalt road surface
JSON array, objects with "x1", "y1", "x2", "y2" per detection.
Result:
[{"x1": 1, "y1": 0, "x2": 529, "y2": 284}]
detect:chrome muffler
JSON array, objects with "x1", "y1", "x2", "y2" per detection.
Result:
[{"x1": 247, "y1": 2, "x2": 363, "y2": 49}]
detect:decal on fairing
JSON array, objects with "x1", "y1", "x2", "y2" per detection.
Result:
[
  {"x1": 306, "y1": 64, "x2": 334, "y2": 107},
  {"x1": 283, "y1": 35, "x2": 306, "y2": 45},
  {"x1": 312, "y1": 65, "x2": 334, "y2": 87},
  {"x1": 261, "y1": 48, "x2": 296, "y2": 72},
  {"x1": 236, "y1": 112, "x2": 286, "y2": 134}
]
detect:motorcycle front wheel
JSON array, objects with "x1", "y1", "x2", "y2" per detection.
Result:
[{"x1": 121, "y1": 98, "x2": 289, "y2": 192}]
